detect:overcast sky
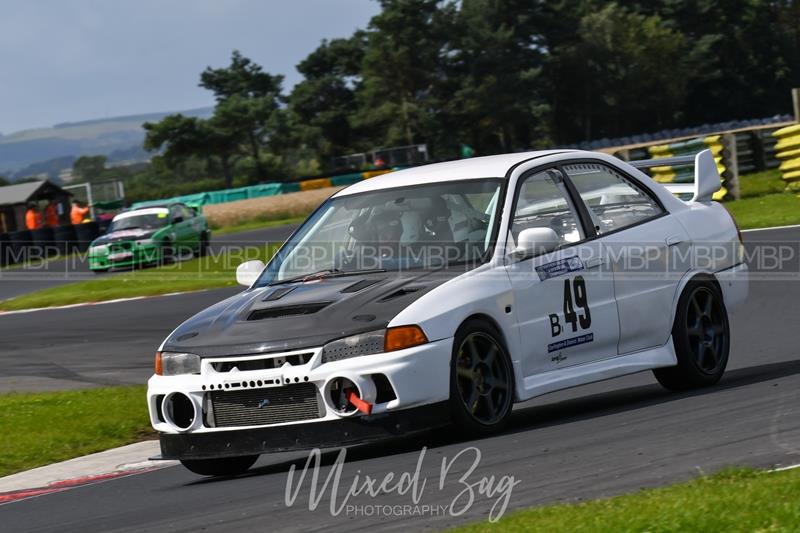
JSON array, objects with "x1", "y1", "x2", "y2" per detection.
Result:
[{"x1": 0, "y1": 0, "x2": 379, "y2": 134}]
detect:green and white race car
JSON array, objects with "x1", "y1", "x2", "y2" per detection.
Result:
[{"x1": 88, "y1": 203, "x2": 210, "y2": 272}]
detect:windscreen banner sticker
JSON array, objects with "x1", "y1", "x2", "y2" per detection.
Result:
[
  {"x1": 536, "y1": 256, "x2": 583, "y2": 281},
  {"x1": 548, "y1": 333, "x2": 594, "y2": 353}
]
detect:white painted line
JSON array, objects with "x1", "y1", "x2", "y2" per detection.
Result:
[
  {"x1": 0, "y1": 289, "x2": 211, "y2": 316},
  {"x1": 768, "y1": 463, "x2": 800, "y2": 473},
  {"x1": 742, "y1": 224, "x2": 800, "y2": 233}
]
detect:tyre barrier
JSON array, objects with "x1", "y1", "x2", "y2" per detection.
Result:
[
  {"x1": 772, "y1": 124, "x2": 800, "y2": 191},
  {"x1": 74, "y1": 221, "x2": 100, "y2": 252},
  {"x1": 6, "y1": 230, "x2": 32, "y2": 265},
  {"x1": 53, "y1": 224, "x2": 79, "y2": 255},
  {"x1": 646, "y1": 136, "x2": 729, "y2": 200}
]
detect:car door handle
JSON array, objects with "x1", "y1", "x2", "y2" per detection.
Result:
[
  {"x1": 584, "y1": 257, "x2": 606, "y2": 269},
  {"x1": 665, "y1": 234, "x2": 685, "y2": 247}
]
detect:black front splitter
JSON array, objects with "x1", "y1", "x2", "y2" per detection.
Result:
[{"x1": 158, "y1": 402, "x2": 450, "y2": 460}]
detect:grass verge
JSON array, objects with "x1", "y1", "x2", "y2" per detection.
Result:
[
  {"x1": 451, "y1": 467, "x2": 800, "y2": 532},
  {"x1": 725, "y1": 193, "x2": 800, "y2": 230},
  {"x1": 0, "y1": 244, "x2": 276, "y2": 311},
  {"x1": 212, "y1": 215, "x2": 307, "y2": 236},
  {"x1": 0, "y1": 386, "x2": 152, "y2": 478}
]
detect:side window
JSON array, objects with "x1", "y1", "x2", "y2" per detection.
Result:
[
  {"x1": 562, "y1": 163, "x2": 664, "y2": 234},
  {"x1": 512, "y1": 169, "x2": 584, "y2": 247}
]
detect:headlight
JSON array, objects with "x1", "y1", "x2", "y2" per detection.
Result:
[
  {"x1": 136, "y1": 238, "x2": 155, "y2": 246},
  {"x1": 155, "y1": 351, "x2": 201, "y2": 376},
  {"x1": 90, "y1": 244, "x2": 108, "y2": 254},
  {"x1": 321, "y1": 330, "x2": 385, "y2": 363},
  {"x1": 320, "y1": 325, "x2": 428, "y2": 364}
]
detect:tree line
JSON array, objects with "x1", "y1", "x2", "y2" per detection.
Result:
[{"x1": 72, "y1": 0, "x2": 800, "y2": 201}]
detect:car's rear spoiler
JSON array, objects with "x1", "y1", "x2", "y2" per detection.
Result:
[{"x1": 629, "y1": 149, "x2": 721, "y2": 203}]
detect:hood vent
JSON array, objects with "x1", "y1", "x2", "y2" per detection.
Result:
[
  {"x1": 262, "y1": 286, "x2": 296, "y2": 301},
  {"x1": 340, "y1": 279, "x2": 383, "y2": 293},
  {"x1": 247, "y1": 302, "x2": 331, "y2": 321},
  {"x1": 379, "y1": 286, "x2": 425, "y2": 302}
]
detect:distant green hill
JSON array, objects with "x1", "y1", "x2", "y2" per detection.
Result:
[{"x1": 0, "y1": 107, "x2": 214, "y2": 174}]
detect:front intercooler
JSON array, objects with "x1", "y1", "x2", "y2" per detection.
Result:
[{"x1": 204, "y1": 383, "x2": 325, "y2": 428}]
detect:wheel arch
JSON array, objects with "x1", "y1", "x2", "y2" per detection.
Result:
[
  {"x1": 670, "y1": 270, "x2": 723, "y2": 327},
  {"x1": 454, "y1": 312, "x2": 519, "y2": 401}
]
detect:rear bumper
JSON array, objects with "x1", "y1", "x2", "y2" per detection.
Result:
[
  {"x1": 716, "y1": 262, "x2": 749, "y2": 312},
  {"x1": 158, "y1": 401, "x2": 450, "y2": 459}
]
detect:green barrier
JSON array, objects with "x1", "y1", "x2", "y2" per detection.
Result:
[
  {"x1": 130, "y1": 166, "x2": 395, "y2": 210},
  {"x1": 279, "y1": 182, "x2": 301, "y2": 193},
  {"x1": 331, "y1": 173, "x2": 364, "y2": 186}
]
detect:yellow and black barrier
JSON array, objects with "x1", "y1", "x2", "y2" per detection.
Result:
[
  {"x1": 772, "y1": 124, "x2": 800, "y2": 191},
  {"x1": 646, "y1": 136, "x2": 728, "y2": 200}
]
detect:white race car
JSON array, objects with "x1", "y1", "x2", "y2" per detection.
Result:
[{"x1": 148, "y1": 149, "x2": 748, "y2": 476}]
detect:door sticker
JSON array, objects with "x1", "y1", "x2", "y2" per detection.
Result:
[
  {"x1": 536, "y1": 256, "x2": 583, "y2": 281},
  {"x1": 548, "y1": 333, "x2": 594, "y2": 353},
  {"x1": 549, "y1": 276, "x2": 592, "y2": 339}
]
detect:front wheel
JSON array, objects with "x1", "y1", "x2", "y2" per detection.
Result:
[
  {"x1": 653, "y1": 279, "x2": 730, "y2": 390},
  {"x1": 180, "y1": 455, "x2": 259, "y2": 476},
  {"x1": 160, "y1": 239, "x2": 174, "y2": 265},
  {"x1": 449, "y1": 319, "x2": 514, "y2": 435},
  {"x1": 197, "y1": 232, "x2": 210, "y2": 257}
]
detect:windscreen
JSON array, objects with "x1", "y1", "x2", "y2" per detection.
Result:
[{"x1": 257, "y1": 179, "x2": 503, "y2": 286}]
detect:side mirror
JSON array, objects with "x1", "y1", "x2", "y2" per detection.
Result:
[
  {"x1": 511, "y1": 228, "x2": 560, "y2": 260},
  {"x1": 236, "y1": 260, "x2": 266, "y2": 287},
  {"x1": 172, "y1": 216, "x2": 184, "y2": 224}
]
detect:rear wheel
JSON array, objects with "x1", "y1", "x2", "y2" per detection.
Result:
[
  {"x1": 653, "y1": 279, "x2": 730, "y2": 390},
  {"x1": 180, "y1": 455, "x2": 259, "y2": 476},
  {"x1": 449, "y1": 319, "x2": 514, "y2": 435}
]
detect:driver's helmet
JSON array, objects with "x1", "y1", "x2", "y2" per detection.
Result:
[{"x1": 372, "y1": 210, "x2": 403, "y2": 243}]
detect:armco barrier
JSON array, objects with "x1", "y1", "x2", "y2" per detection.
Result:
[
  {"x1": 646, "y1": 136, "x2": 728, "y2": 200},
  {"x1": 773, "y1": 124, "x2": 800, "y2": 191}
]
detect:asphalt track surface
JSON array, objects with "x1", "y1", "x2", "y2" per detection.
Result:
[
  {"x1": 1, "y1": 227, "x2": 800, "y2": 532},
  {"x1": 0, "y1": 224, "x2": 299, "y2": 302}
]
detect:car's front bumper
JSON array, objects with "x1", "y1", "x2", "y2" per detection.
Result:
[
  {"x1": 148, "y1": 337, "x2": 453, "y2": 459},
  {"x1": 158, "y1": 401, "x2": 450, "y2": 459},
  {"x1": 88, "y1": 244, "x2": 160, "y2": 270}
]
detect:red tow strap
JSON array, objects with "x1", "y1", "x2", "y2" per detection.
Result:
[{"x1": 346, "y1": 390, "x2": 373, "y2": 415}]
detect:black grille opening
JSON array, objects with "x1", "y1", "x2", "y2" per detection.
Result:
[
  {"x1": 372, "y1": 374, "x2": 398, "y2": 403},
  {"x1": 247, "y1": 302, "x2": 331, "y2": 321},
  {"x1": 211, "y1": 352, "x2": 313, "y2": 372},
  {"x1": 208, "y1": 383, "x2": 323, "y2": 427}
]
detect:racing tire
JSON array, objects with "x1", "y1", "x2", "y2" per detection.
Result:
[
  {"x1": 197, "y1": 232, "x2": 210, "y2": 257},
  {"x1": 180, "y1": 455, "x2": 259, "y2": 477},
  {"x1": 653, "y1": 278, "x2": 730, "y2": 391},
  {"x1": 449, "y1": 319, "x2": 514, "y2": 435},
  {"x1": 92, "y1": 269, "x2": 109, "y2": 275},
  {"x1": 160, "y1": 239, "x2": 175, "y2": 265}
]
